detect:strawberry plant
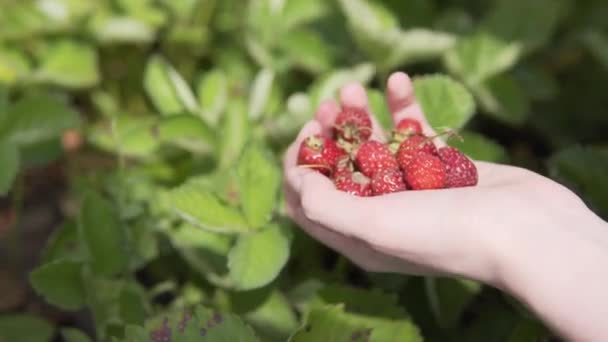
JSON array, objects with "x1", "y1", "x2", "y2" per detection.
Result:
[{"x1": 0, "y1": 0, "x2": 607, "y2": 341}]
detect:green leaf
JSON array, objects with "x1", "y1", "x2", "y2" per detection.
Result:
[
  {"x1": 482, "y1": 0, "x2": 569, "y2": 53},
  {"x1": 120, "y1": 283, "x2": 149, "y2": 325},
  {"x1": 144, "y1": 55, "x2": 198, "y2": 116},
  {"x1": 90, "y1": 114, "x2": 214, "y2": 157},
  {"x1": 152, "y1": 114, "x2": 215, "y2": 154},
  {"x1": 79, "y1": 191, "x2": 128, "y2": 276},
  {"x1": 368, "y1": 89, "x2": 393, "y2": 131},
  {"x1": 60, "y1": 328, "x2": 93, "y2": 342},
  {"x1": 228, "y1": 225, "x2": 290, "y2": 290},
  {"x1": 30, "y1": 260, "x2": 85, "y2": 311},
  {"x1": 337, "y1": 0, "x2": 454, "y2": 70},
  {"x1": 169, "y1": 182, "x2": 250, "y2": 234},
  {"x1": 35, "y1": 40, "x2": 99, "y2": 88},
  {"x1": 379, "y1": 29, "x2": 456, "y2": 70},
  {"x1": 89, "y1": 8, "x2": 160, "y2": 43},
  {"x1": 313, "y1": 285, "x2": 407, "y2": 319},
  {"x1": 0, "y1": 314, "x2": 54, "y2": 342},
  {"x1": 280, "y1": 30, "x2": 334, "y2": 74},
  {"x1": 549, "y1": 147, "x2": 608, "y2": 217},
  {"x1": 425, "y1": 277, "x2": 482, "y2": 329},
  {"x1": 242, "y1": 290, "x2": 299, "y2": 342},
  {"x1": 82, "y1": 273, "x2": 123, "y2": 340},
  {"x1": 413, "y1": 74, "x2": 476, "y2": 129},
  {"x1": 290, "y1": 304, "x2": 422, "y2": 342},
  {"x1": 281, "y1": 0, "x2": 329, "y2": 32},
  {"x1": 475, "y1": 74, "x2": 530, "y2": 125},
  {"x1": 143, "y1": 306, "x2": 259, "y2": 342},
  {"x1": 311, "y1": 63, "x2": 376, "y2": 106},
  {"x1": 219, "y1": 99, "x2": 250, "y2": 169},
  {"x1": 197, "y1": 69, "x2": 228, "y2": 126},
  {"x1": 448, "y1": 131, "x2": 508, "y2": 163},
  {"x1": 237, "y1": 144, "x2": 280, "y2": 229},
  {"x1": 167, "y1": 223, "x2": 232, "y2": 285},
  {"x1": 444, "y1": 31, "x2": 522, "y2": 86},
  {"x1": 0, "y1": 47, "x2": 31, "y2": 84},
  {"x1": 0, "y1": 94, "x2": 79, "y2": 145},
  {"x1": 0, "y1": 140, "x2": 18, "y2": 195},
  {"x1": 42, "y1": 221, "x2": 84, "y2": 263},
  {"x1": 249, "y1": 68, "x2": 275, "y2": 120}
]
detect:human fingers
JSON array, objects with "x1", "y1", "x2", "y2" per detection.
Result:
[
  {"x1": 386, "y1": 72, "x2": 446, "y2": 147},
  {"x1": 314, "y1": 99, "x2": 341, "y2": 138}
]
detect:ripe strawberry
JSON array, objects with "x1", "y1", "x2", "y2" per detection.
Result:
[
  {"x1": 333, "y1": 169, "x2": 372, "y2": 197},
  {"x1": 334, "y1": 107, "x2": 372, "y2": 143},
  {"x1": 371, "y1": 169, "x2": 407, "y2": 195},
  {"x1": 354, "y1": 140, "x2": 399, "y2": 178},
  {"x1": 395, "y1": 118, "x2": 422, "y2": 136},
  {"x1": 438, "y1": 146, "x2": 478, "y2": 188},
  {"x1": 297, "y1": 135, "x2": 345, "y2": 176},
  {"x1": 396, "y1": 135, "x2": 438, "y2": 169},
  {"x1": 404, "y1": 154, "x2": 446, "y2": 190}
]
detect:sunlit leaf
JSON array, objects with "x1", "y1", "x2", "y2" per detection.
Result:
[
  {"x1": 197, "y1": 69, "x2": 228, "y2": 126},
  {"x1": 169, "y1": 182, "x2": 250, "y2": 234},
  {"x1": 413, "y1": 74, "x2": 476, "y2": 129},
  {"x1": 237, "y1": 144, "x2": 280, "y2": 229},
  {"x1": 444, "y1": 31, "x2": 521, "y2": 86},
  {"x1": 249, "y1": 68, "x2": 275, "y2": 120},
  {"x1": 0, "y1": 48, "x2": 31, "y2": 84},
  {"x1": 34, "y1": 40, "x2": 99, "y2": 88},
  {"x1": 228, "y1": 225, "x2": 290, "y2": 290}
]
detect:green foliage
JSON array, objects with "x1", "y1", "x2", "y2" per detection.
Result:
[
  {"x1": 30, "y1": 260, "x2": 86, "y2": 311},
  {"x1": 228, "y1": 225, "x2": 291, "y2": 290},
  {"x1": 0, "y1": 0, "x2": 604, "y2": 340},
  {"x1": 0, "y1": 314, "x2": 54, "y2": 342}
]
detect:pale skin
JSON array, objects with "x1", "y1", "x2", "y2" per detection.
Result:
[{"x1": 283, "y1": 72, "x2": 608, "y2": 341}]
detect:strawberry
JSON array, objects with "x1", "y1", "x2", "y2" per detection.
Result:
[
  {"x1": 354, "y1": 140, "x2": 399, "y2": 178},
  {"x1": 395, "y1": 118, "x2": 422, "y2": 136},
  {"x1": 297, "y1": 135, "x2": 345, "y2": 176},
  {"x1": 333, "y1": 169, "x2": 372, "y2": 197},
  {"x1": 404, "y1": 154, "x2": 446, "y2": 190},
  {"x1": 334, "y1": 107, "x2": 372, "y2": 143},
  {"x1": 396, "y1": 135, "x2": 438, "y2": 169},
  {"x1": 371, "y1": 169, "x2": 407, "y2": 195},
  {"x1": 438, "y1": 146, "x2": 478, "y2": 188}
]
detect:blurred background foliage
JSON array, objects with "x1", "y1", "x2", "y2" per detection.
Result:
[{"x1": 0, "y1": 0, "x2": 607, "y2": 341}]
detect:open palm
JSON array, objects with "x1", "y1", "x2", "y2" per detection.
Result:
[{"x1": 282, "y1": 72, "x2": 585, "y2": 284}]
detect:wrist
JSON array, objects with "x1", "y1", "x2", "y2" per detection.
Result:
[{"x1": 491, "y1": 205, "x2": 608, "y2": 340}]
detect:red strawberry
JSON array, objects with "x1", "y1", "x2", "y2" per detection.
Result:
[
  {"x1": 354, "y1": 140, "x2": 399, "y2": 178},
  {"x1": 371, "y1": 169, "x2": 407, "y2": 195},
  {"x1": 297, "y1": 135, "x2": 345, "y2": 176},
  {"x1": 438, "y1": 147, "x2": 478, "y2": 188},
  {"x1": 404, "y1": 154, "x2": 446, "y2": 190},
  {"x1": 396, "y1": 135, "x2": 438, "y2": 169},
  {"x1": 395, "y1": 118, "x2": 422, "y2": 136},
  {"x1": 334, "y1": 107, "x2": 372, "y2": 143},
  {"x1": 333, "y1": 169, "x2": 372, "y2": 197}
]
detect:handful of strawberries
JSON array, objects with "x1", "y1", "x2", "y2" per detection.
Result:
[{"x1": 297, "y1": 107, "x2": 478, "y2": 196}]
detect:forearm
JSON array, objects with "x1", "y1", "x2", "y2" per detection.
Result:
[{"x1": 497, "y1": 210, "x2": 608, "y2": 341}]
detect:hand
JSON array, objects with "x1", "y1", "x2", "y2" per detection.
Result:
[{"x1": 282, "y1": 72, "x2": 592, "y2": 286}]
